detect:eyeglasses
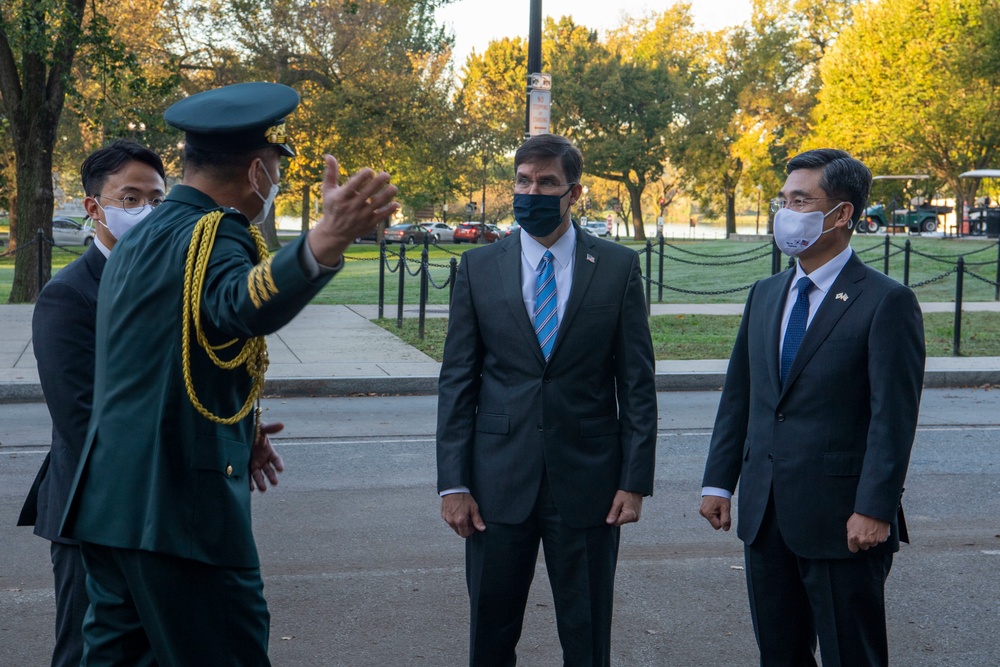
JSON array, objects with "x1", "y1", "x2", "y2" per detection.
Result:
[
  {"x1": 94, "y1": 194, "x2": 165, "y2": 215},
  {"x1": 514, "y1": 176, "x2": 577, "y2": 195},
  {"x1": 769, "y1": 196, "x2": 838, "y2": 214}
]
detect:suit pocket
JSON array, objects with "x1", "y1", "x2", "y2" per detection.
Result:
[
  {"x1": 823, "y1": 452, "x2": 863, "y2": 476},
  {"x1": 192, "y1": 436, "x2": 250, "y2": 479},
  {"x1": 475, "y1": 412, "x2": 509, "y2": 435},
  {"x1": 579, "y1": 415, "x2": 620, "y2": 438}
]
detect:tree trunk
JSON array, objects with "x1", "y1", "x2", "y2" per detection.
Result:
[
  {"x1": 626, "y1": 180, "x2": 646, "y2": 240},
  {"x1": 301, "y1": 184, "x2": 310, "y2": 234},
  {"x1": 9, "y1": 137, "x2": 55, "y2": 302},
  {"x1": 725, "y1": 190, "x2": 737, "y2": 236},
  {"x1": 260, "y1": 203, "x2": 279, "y2": 250}
]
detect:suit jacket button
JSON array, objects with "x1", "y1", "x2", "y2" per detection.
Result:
[
  {"x1": 767, "y1": 454, "x2": 773, "y2": 462},
  {"x1": 776, "y1": 413, "x2": 785, "y2": 422},
  {"x1": 225, "y1": 465, "x2": 233, "y2": 476},
  {"x1": 537, "y1": 423, "x2": 544, "y2": 431}
]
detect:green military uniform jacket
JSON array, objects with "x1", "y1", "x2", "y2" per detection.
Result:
[{"x1": 60, "y1": 185, "x2": 335, "y2": 568}]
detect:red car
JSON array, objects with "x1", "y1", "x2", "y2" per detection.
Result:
[{"x1": 454, "y1": 222, "x2": 501, "y2": 244}]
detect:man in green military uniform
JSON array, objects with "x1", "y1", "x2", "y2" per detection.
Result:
[{"x1": 59, "y1": 82, "x2": 399, "y2": 666}]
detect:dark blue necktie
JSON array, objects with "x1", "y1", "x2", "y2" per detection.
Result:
[
  {"x1": 534, "y1": 251, "x2": 558, "y2": 361},
  {"x1": 780, "y1": 277, "x2": 814, "y2": 387}
]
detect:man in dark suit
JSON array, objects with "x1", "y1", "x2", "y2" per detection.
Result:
[
  {"x1": 437, "y1": 134, "x2": 658, "y2": 667},
  {"x1": 17, "y1": 140, "x2": 166, "y2": 667},
  {"x1": 700, "y1": 149, "x2": 925, "y2": 666},
  {"x1": 58, "y1": 83, "x2": 398, "y2": 666}
]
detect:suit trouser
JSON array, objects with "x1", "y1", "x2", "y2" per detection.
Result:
[
  {"x1": 465, "y1": 480, "x2": 620, "y2": 667},
  {"x1": 79, "y1": 542, "x2": 270, "y2": 667},
  {"x1": 50, "y1": 542, "x2": 88, "y2": 667},
  {"x1": 744, "y1": 494, "x2": 893, "y2": 667}
]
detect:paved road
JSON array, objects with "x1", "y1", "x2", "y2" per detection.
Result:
[{"x1": 2, "y1": 389, "x2": 999, "y2": 665}]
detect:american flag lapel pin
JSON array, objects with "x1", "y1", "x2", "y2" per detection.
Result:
[
  {"x1": 835, "y1": 292, "x2": 848, "y2": 302},
  {"x1": 586, "y1": 254, "x2": 595, "y2": 264}
]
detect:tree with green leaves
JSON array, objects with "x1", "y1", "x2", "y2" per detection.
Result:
[
  {"x1": 810, "y1": 0, "x2": 1000, "y2": 219},
  {"x1": 548, "y1": 13, "x2": 689, "y2": 239},
  {"x1": 0, "y1": 0, "x2": 88, "y2": 302}
]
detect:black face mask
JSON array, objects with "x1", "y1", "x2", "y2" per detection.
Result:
[{"x1": 513, "y1": 186, "x2": 573, "y2": 237}]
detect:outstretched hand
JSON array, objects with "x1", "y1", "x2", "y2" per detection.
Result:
[{"x1": 307, "y1": 155, "x2": 399, "y2": 266}]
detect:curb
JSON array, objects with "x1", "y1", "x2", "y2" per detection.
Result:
[{"x1": 2, "y1": 369, "x2": 996, "y2": 404}]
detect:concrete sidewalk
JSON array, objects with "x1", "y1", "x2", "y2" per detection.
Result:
[{"x1": 3, "y1": 302, "x2": 1000, "y2": 402}]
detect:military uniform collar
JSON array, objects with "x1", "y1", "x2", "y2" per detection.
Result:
[{"x1": 166, "y1": 184, "x2": 245, "y2": 220}]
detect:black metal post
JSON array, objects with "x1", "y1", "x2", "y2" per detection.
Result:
[
  {"x1": 657, "y1": 234, "x2": 664, "y2": 303},
  {"x1": 525, "y1": 0, "x2": 542, "y2": 138},
  {"x1": 37, "y1": 228, "x2": 45, "y2": 295},
  {"x1": 418, "y1": 237, "x2": 429, "y2": 339},
  {"x1": 378, "y1": 240, "x2": 386, "y2": 319},
  {"x1": 448, "y1": 257, "x2": 457, "y2": 306},
  {"x1": 396, "y1": 244, "x2": 406, "y2": 329},
  {"x1": 883, "y1": 235, "x2": 890, "y2": 275},
  {"x1": 995, "y1": 241, "x2": 1000, "y2": 301},
  {"x1": 772, "y1": 242, "x2": 781, "y2": 275},
  {"x1": 644, "y1": 239, "x2": 652, "y2": 316},
  {"x1": 903, "y1": 240, "x2": 911, "y2": 286},
  {"x1": 787, "y1": 255, "x2": 796, "y2": 270},
  {"x1": 953, "y1": 256, "x2": 964, "y2": 356}
]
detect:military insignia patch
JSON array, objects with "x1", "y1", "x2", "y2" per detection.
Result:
[{"x1": 248, "y1": 256, "x2": 279, "y2": 308}]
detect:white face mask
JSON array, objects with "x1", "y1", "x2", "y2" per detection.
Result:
[
  {"x1": 97, "y1": 202, "x2": 154, "y2": 240},
  {"x1": 773, "y1": 202, "x2": 845, "y2": 256},
  {"x1": 248, "y1": 159, "x2": 279, "y2": 226}
]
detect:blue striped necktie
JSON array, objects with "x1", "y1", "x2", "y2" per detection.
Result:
[
  {"x1": 534, "y1": 251, "x2": 558, "y2": 361},
  {"x1": 780, "y1": 277, "x2": 814, "y2": 387}
]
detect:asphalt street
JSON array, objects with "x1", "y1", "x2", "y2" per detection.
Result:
[{"x1": 1, "y1": 389, "x2": 999, "y2": 665}]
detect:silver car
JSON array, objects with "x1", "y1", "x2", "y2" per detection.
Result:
[
  {"x1": 52, "y1": 217, "x2": 95, "y2": 246},
  {"x1": 420, "y1": 221, "x2": 455, "y2": 243}
]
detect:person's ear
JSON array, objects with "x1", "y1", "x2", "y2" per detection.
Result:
[
  {"x1": 83, "y1": 196, "x2": 103, "y2": 223},
  {"x1": 568, "y1": 183, "x2": 583, "y2": 206}
]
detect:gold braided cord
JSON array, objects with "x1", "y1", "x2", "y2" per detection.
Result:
[{"x1": 181, "y1": 212, "x2": 270, "y2": 425}]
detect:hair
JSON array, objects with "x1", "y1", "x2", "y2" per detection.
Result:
[
  {"x1": 514, "y1": 134, "x2": 584, "y2": 184},
  {"x1": 81, "y1": 139, "x2": 166, "y2": 196},
  {"x1": 183, "y1": 145, "x2": 278, "y2": 181},
  {"x1": 786, "y1": 149, "x2": 872, "y2": 226}
]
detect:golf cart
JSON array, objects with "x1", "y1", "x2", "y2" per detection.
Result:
[
  {"x1": 960, "y1": 169, "x2": 1000, "y2": 237},
  {"x1": 860, "y1": 175, "x2": 950, "y2": 234}
]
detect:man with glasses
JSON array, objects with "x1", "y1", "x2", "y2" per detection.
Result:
[
  {"x1": 59, "y1": 82, "x2": 398, "y2": 666},
  {"x1": 437, "y1": 133, "x2": 657, "y2": 666},
  {"x1": 18, "y1": 139, "x2": 166, "y2": 667},
  {"x1": 700, "y1": 149, "x2": 925, "y2": 666}
]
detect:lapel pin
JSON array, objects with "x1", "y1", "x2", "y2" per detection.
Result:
[
  {"x1": 835, "y1": 292, "x2": 848, "y2": 301},
  {"x1": 586, "y1": 254, "x2": 595, "y2": 264}
]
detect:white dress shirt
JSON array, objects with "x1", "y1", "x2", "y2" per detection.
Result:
[
  {"x1": 702, "y1": 244, "x2": 855, "y2": 500},
  {"x1": 520, "y1": 227, "x2": 577, "y2": 325}
]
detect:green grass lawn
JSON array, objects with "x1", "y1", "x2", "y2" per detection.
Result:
[{"x1": 376, "y1": 311, "x2": 1000, "y2": 361}]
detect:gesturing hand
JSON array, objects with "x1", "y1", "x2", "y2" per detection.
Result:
[{"x1": 250, "y1": 421, "x2": 285, "y2": 492}]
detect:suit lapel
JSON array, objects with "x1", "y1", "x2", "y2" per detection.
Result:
[
  {"x1": 497, "y1": 234, "x2": 546, "y2": 364},
  {"x1": 84, "y1": 244, "x2": 108, "y2": 284},
  {"x1": 781, "y1": 252, "x2": 866, "y2": 396},
  {"x1": 549, "y1": 227, "x2": 597, "y2": 361},
  {"x1": 767, "y1": 270, "x2": 796, "y2": 397}
]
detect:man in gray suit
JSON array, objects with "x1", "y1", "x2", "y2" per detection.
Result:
[
  {"x1": 436, "y1": 134, "x2": 657, "y2": 667},
  {"x1": 18, "y1": 140, "x2": 165, "y2": 667},
  {"x1": 700, "y1": 149, "x2": 925, "y2": 666}
]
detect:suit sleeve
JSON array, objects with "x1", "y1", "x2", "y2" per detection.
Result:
[
  {"x1": 32, "y1": 280, "x2": 97, "y2": 463},
  {"x1": 701, "y1": 282, "x2": 756, "y2": 493},
  {"x1": 612, "y1": 252, "x2": 658, "y2": 495},
  {"x1": 855, "y1": 284, "x2": 925, "y2": 521},
  {"x1": 436, "y1": 255, "x2": 485, "y2": 493}
]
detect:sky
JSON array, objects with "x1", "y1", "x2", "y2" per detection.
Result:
[{"x1": 435, "y1": 0, "x2": 754, "y2": 67}]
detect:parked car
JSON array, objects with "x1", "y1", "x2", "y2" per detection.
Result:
[
  {"x1": 584, "y1": 220, "x2": 612, "y2": 237},
  {"x1": 52, "y1": 216, "x2": 95, "y2": 246},
  {"x1": 420, "y1": 221, "x2": 455, "y2": 243},
  {"x1": 382, "y1": 223, "x2": 429, "y2": 245},
  {"x1": 581, "y1": 225, "x2": 599, "y2": 237},
  {"x1": 453, "y1": 222, "x2": 501, "y2": 244},
  {"x1": 505, "y1": 222, "x2": 521, "y2": 237}
]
